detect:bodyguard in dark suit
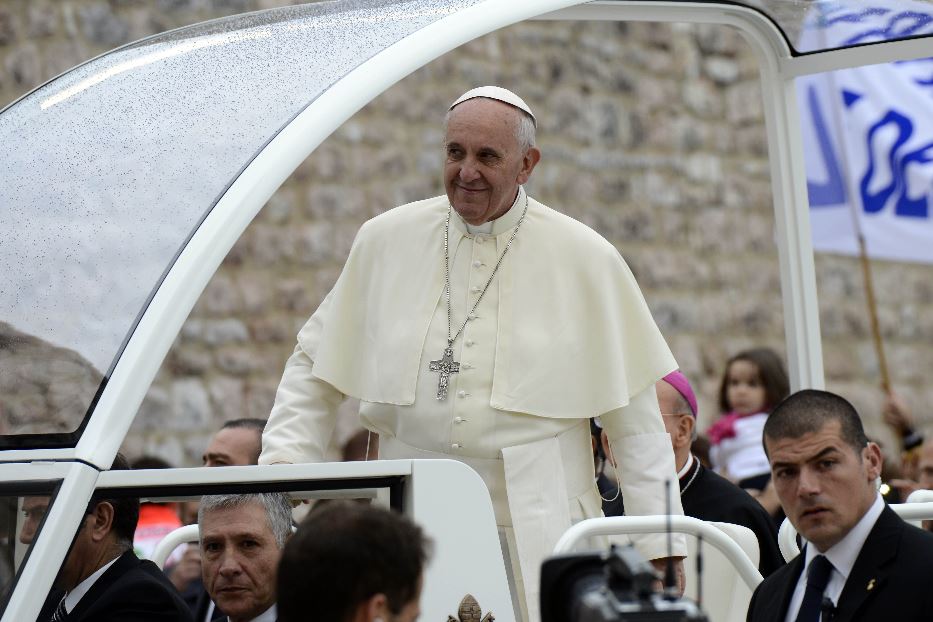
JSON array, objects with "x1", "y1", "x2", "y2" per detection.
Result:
[
  {"x1": 746, "y1": 389, "x2": 933, "y2": 621},
  {"x1": 35, "y1": 454, "x2": 193, "y2": 622}
]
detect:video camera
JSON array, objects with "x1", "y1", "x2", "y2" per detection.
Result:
[{"x1": 540, "y1": 545, "x2": 708, "y2": 622}]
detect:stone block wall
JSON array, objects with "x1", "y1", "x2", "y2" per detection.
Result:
[{"x1": 2, "y1": 1, "x2": 930, "y2": 466}]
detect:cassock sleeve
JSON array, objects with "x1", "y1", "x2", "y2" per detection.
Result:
[
  {"x1": 259, "y1": 344, "x2": 346, "y2": 465},
  {"x1": 600, "y1": 386, "x2": 688, "y2": 560}
]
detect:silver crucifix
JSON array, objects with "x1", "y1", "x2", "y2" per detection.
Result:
[{"x1": 429, "y1": 346, "x2": 460, "y2": 400}]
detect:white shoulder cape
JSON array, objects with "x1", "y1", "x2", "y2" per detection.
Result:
[{"x1": 299, "y1": 195, "x2": 676, "y2": 419}]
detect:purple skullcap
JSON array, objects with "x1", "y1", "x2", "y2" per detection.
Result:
[{"x1": 661, "y1": 370, "x2": 698, "y2": 418}]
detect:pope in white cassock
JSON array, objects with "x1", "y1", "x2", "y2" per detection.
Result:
[{"x1": 260, "y1": 86, "x2": 687, "y2": 622}]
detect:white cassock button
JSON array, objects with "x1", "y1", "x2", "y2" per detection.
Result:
[
  {"x1": 475, "y1": 237, "x2": 484, "y2": 244},
  {"x1": 468, "y1": 313, "x2": 477, "y2": 320},
  {"x1": 454, "y1": 417, "x2": 464, "y2": 423},
  {"x1": 457, "y1": 390, "x2": 466, "y2": 398},
  {"x1": 472, "y1": 260, "x2": 482, "y2": 268},
  {"x1": 470, "y1": 285, "x2": 481, "y2": 294},
  {"x1": 465, "y1": 340, "x2": 475, "y2": 347},
  {"x1": 461, "y1": 363, "x2": 473, "y2": 370},
  {"x1": 451, "y1": 443, "x2": 461, "y2": 449}
]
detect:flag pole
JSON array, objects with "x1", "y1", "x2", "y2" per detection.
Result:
[
  {"x1": 855, "y1": 233, "x2": 892, "y2": 394},
  {"x1": 819, "y1": 18, "x2": 892, "y2": 396}
]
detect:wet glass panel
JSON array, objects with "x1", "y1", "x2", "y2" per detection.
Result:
[
  {"x1": 740, "y1": 0, "x2": 933, "y2": 54},
  {"x1": 0, "y1": 0, "x2": 483, "y2": 443}
]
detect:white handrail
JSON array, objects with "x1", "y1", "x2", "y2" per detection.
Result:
[
  {"x1": 151, "y1": 523, "x2": 199, "y2": 569},
  {"x1": 553, "y1": 515, "x2": 763, "y2": 590},
  {"x1": 778, "y1": 501, "x2": 933, "y2": 560}
]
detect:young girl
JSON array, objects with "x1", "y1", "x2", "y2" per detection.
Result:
[{"x1": 708, "y1": 347, "x2": 789, "y2": 491}]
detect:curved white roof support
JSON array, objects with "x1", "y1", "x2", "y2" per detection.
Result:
[
  {"x1": 61, "y1": 0, "x2": 929, "y2": 468},
  {"x1": 71, "y1": 0, "x2": 795, "y2": 468}
]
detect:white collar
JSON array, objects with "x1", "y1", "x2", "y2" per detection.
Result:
[
  {"x1": 804, "y1": 493, "x2": 884, "y2": 581},
  {"x1": 63, "y1": 554, "x2": 121, "y2": 613},
  {"x1": 677, "y1": 453, "x2": 694, "y2": 479},
  {"x1": 452, "y1": 186, "x2": 526, "y2": 237}
]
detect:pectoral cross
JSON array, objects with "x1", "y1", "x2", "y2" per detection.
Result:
[{"x1": 429, "y1": 346, "x2": 460, "y2": 400}]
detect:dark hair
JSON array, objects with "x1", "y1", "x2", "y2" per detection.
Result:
[
  {"x1": 221, "y1": 418, "x2": 267, "y2": 432},
  {"x1": 763, "y1": 389, "x2": 869, "y2": 457},
  {"x1": 277, "y1": 501, "x2": 431, "y2": 622},
  {"x1": 131, "y1": 455, "x2": 173, "y2": 470},
  {"x1": 87, "y1": 453, "x2": 140, "y2": 549},
  {"x1": 718, "y1": 347, "x2": 790, "y2": 413}
]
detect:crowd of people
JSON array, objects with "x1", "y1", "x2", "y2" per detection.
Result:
[{"x1": 20, "y1": 85, "x2": 933, "y2": 622}]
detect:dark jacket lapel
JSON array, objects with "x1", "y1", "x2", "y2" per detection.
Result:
[
  {"x1": 833, "y1": 506, "x2": 900, "y2": 619},
  {"x1": 754, "y1": 553, "x2": 804, "y2": 622},
  {"x1": 66, "y1": 550, "x2": 139, "y2": 620}
]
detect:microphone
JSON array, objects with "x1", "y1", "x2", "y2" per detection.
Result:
[{"x1": 820, "y1": 596, "x2": 836, "y2": 620}]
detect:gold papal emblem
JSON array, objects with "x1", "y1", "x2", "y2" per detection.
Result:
[{"x1": 447, "y1": 594, "x2": 494, "y2": 622}]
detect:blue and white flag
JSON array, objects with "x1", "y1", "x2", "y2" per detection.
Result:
[{"x1": 798, "y1": 1, "x2": 933, "y2": 262}]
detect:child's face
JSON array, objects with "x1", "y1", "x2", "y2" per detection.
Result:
[{"x1": 726, "y1": 359, "x2": 767, "y2": 415}]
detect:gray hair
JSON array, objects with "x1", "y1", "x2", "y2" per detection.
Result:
[
  {"x1": 444, "y1": 101, "x2": 537, "y2": 152},
  {"x1": 198, "y1": 493, "x2": 292, "y2": 548}
]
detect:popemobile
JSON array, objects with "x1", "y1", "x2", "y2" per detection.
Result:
[{"x1": 1, "y1": 1, "x2": 932, "y2": 621}]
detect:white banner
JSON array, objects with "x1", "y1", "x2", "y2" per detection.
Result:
[{"x1": 798, "y1": 1, "x2": 933, "y2": 262}]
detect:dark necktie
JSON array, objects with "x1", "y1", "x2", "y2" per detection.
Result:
[
  {"x1": 50, "y1": 595, "x2": 67, "y2": 622},
  {"x1": 795, "y1": 555, "x2": 834, "y2": 622}
]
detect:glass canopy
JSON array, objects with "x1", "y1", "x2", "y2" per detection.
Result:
[
  {"x1": 747, "y1": 0, "x2": 933, "y2": 54},
  {"x1": 1, "y1": 0, "x2": 930, "y2": 447},
  {"x1": 0, "y1": 0, "x2": 482, "y2": 445}
]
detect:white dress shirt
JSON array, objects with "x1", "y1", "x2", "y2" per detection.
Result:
[{"x1": 783, "y1": 493, "x2": 885, "y2": 622}]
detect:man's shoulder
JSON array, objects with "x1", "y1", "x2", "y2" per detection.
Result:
[
  {"x1": 84, "y1": 554, "x2": 193, "y2": 619},
  {"x1": 686, "y1": 467, "x2": 762, "y2": 514},
  {"x1": 889, "y1": 509, "x2": 933, "y2": 558},
  {"x1": 526, "y1": 197, "x2": 623, "y2": 264},
  {"x1": 360, "y1": 195, "x2": 448, "y2": 233}
]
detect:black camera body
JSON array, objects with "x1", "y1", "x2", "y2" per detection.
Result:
[{"x1": 540, "y1": 545, "x2": 709, "y2": 622}]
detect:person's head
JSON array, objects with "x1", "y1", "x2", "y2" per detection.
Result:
[
  {"x1": 199, "y1": 493, "x2": 292, "y2": 622},
  {"x1": 764, "y1": 390, "x2": 882, "y2": 552},
  {"x1": 58, "y1": 454, "x2": 139, "y2": 590},
  {"x1": 19, "y1": 496, "x2": 50, "y2": 545},
  {"x1": 918, "y1": 438, "x2": 933, "y2": 490},
  {"x1": 277, "y1": 501, "x2": 431, "y2": 622},
  {"x1": 719, "y1": 347, "x2": 789, "y2": 415},
  {"x1": 203, "y1": 418, "x2": 266, "y2": 466},
  {"x1": 443, "y1": 86, "x2": 541, "y2": 226},
  {"x1": 656, "y1": 371, "x2": 698, "y2": 470}
]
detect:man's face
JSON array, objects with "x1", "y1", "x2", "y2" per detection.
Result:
[
  {"x1": 203, "y1": 427, "x2": 260, "y2": 467},
  {"x1": 917, "y1": 442, "x2": 933, "y2": 489},
  {"x1": 201, "y1": 503, "x2": 280, "y2": 622},
  {"x1": 19, "y1": 497, "x2": 50, "y2": 545},
  {"x1": 443, "y1": 98, "x2": 540, "y2": 226},
  {"x1": 767, "y1": 420, "x2": 881, "y2": 552}
]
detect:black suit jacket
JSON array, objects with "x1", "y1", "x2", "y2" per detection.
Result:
[
  {"x1": 746, "y1": 506, "x2": 933, "y2": 621},
  {"x1": 37, "y1": 550, "x2": 195, "y2": 622}
]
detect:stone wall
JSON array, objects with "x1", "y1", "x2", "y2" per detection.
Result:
[{"x1": 2, "y1": 1, "x2": 930, "y2": 466}]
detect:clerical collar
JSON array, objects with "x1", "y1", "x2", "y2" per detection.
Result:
[
  {"x1": 453, "y1": 187, "x2": 526, "y2": 236},
  {"x1": 678, "y1": 454, "x2": 701, "y2": 495}
]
